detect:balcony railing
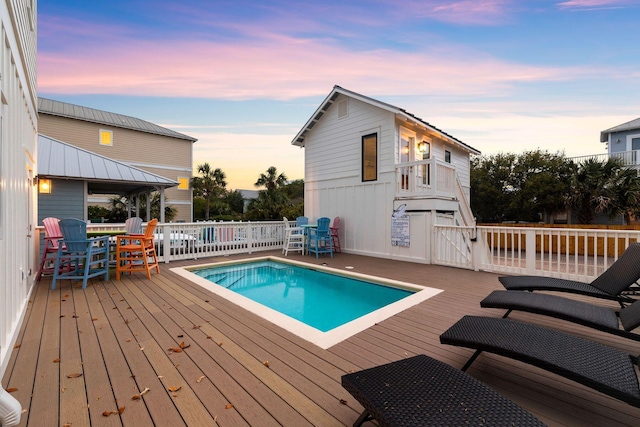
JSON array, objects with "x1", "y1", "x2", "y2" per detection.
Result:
[
  {"x1": 395, "y1": 158, "x2": 456, "y2": 198},
  {"x1": 570, "y1": 150, "x2": 640, "y2": 167}
]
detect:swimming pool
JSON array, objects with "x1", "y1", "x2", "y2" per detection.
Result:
[{"x1": 173, "y1": 257, "x2": 442, "y2": 348}]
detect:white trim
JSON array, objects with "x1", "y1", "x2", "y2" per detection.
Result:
[{"x1": 626, "y1": 133, "x2": 640, "y2": 151}]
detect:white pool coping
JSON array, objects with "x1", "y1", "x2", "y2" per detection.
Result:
[{"x1": 171, "y1": 256, "x2": 443, "y2": 349}]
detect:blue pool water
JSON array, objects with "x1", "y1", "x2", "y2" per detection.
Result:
[{"x1": 192, "y1": 260, "x2": 413, "y2": 332}]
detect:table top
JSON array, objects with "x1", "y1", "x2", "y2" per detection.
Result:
[{"x1": 87, "y1": 230, "x2": 126, "y2": 237}]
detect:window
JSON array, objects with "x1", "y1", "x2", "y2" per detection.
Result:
[
  {"x1": 632, "y1": 137, "x2": 640, "y2": 151},
  {"x1": 444, "y1": 150, "x2": 451, "y2": 163},
  {"x1": 177, "y1": 177, "x2": 190, "y2": 190},
  {"x1": 99, "y1": 129, "x2": 113, "y2": 146},
  {"x1": 362, "y1": 133, "x2": 377, "y2": 182}
]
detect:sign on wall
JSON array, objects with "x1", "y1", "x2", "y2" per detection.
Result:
[{"x1": 391, "y1": 214, "x2": 410, "y2": 247}]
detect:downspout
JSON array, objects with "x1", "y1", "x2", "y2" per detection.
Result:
[{"x1": 0, "y1": 384, "x2": 21, "y2": 426}]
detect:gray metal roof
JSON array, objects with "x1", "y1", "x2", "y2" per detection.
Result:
[
  {"x1": 291, "y1": 85, "x2": 480, "y2": 155},
  {"x1": 38, "y1": 134, "x2": 178, "y2": 195},
  {"x1": 38, "y1": 98, "x2": 197, "y2": 142},
  {"x1": 600, "y1": 117, "x2": 640, "y2": 142}
]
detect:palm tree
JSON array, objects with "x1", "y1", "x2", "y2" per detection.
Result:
[
  {"x1": 250, "y1": 166, "x2": 289, "y2": 219},
  {"x1": 191, "y1": 163, "x2": 227, "y2": 220},
  {"x1": 565, "y1": 157, "x2": 640, "y2": 224}
]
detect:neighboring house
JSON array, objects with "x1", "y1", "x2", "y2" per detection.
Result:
[
  {"x1": 37, "y1": 135, "x2": 178, "y2": 224},
  {"x1": 38, "y1": 98, "x2": 197, "y2": 222},
  {"x1": 601, "y1": 117, "x2": 640, "y2": 171},
  {"x1": 238, "y1": 189, "x2": 259, "y2": 213},
  {"x1": 0, "y1": 0, "x2": 38, "y2": 377},
  {"x1": 291, "y1": 86, "x2": 480, "y2": 264}
]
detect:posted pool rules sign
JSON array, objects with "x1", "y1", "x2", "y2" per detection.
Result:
[{"x1": 391, "y1": 214, "x2": 410, "y2": 247}]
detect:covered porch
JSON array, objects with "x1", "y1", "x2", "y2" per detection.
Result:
[{"x1": 4, "y1": 251, "x2": 640, "y2": 426}]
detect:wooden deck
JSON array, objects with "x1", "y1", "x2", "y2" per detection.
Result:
[{"x1": 4, "y1": 251, "x2": 640, "y2": 426}]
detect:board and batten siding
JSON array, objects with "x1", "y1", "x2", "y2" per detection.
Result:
[
  {"x1": 304, "y1": 94, "x2": 399, "y2": 258},
  {"x1": 0, "y1": 0, "x2": 38, "y2": 376}
]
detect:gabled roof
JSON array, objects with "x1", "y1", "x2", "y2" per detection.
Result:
[
  {"x1": 38, "y1": 98, "x2": 197, "y2": 142},
  {"x1": 600, "y1": 117, "x2": 640, "y2": 142},
  {"x1": 37, "y1": 134, "x2": 178, "y2": 195},
  {"x1": 291, "y1": 85, "x2": 480, "y2": 155}
]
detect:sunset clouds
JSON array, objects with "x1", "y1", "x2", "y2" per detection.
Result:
[{"x1": 38, "y1": 0, "x2": 640, "y2": 188}]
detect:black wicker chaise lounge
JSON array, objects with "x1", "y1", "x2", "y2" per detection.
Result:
[
  {"x1": 341, "y1": 354, "x2": 546, "y2": 427},
  {"x1": 481, "y1": 290, "x2": 640, "y2": 341},
  {"x1": 439, "y1": 316, "x2": 640, "y2": 408},
  {"x1": 499, "y1": 242, "x2": 640, "y2": 306}
]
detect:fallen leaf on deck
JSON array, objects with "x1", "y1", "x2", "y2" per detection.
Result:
[
  {"x1": 168, "y1": 386, "x2": 181, "y2": 392},
  {"x1": 192, "y1": 325, "x2": 200, "y2": 329},
  {"x1": 53, "y1": 358, "x2": 60, "y2": 363},
  {"x1": 339, "y1": 399, "x2": 348, "y2": 405},
  {"x1": 13, "y1": 344, "x2": 20, "y2": 349},
  {"x1": 72, "y1": 315, "x2": 79, "y2": 318},
  {"x1": 92, "y1": 318, "x2": 98, "y2": 321},
  {"x1": 63, "y1": 423, "x2": 72, "y2": 427},
  {"x1": 131, "y1": 394, "x2": 141, "y2": 400},
  {"x1": 196, "y1": 376, "x2": 206, "y2": 383},
  {"x1": 140, "y1": 387, "x2": 150, "y2": 395},
  {"x1": 168, "y1": 347, "x2": 182, "y2": 353},
  {"x1": 66, "y1": 373, "x2": 83, "y2": 378},
  {"x1": 179, "y1": 342, "x2": 190, "y2": 349},
  {"x1": 263, "y1": 361, "x2": 269, "y2": 368},
  {"x1": 225, "y1": 403, "x2": 233, "y2": 409},
  {"x1": 5, "y1": 387, "x2": 17, "y2": 393},
  {"x1": 102, "y1": 411, "x2": 113, "y2": 417},
  {"x1": 177, "y1": 334, "x2": 183, "y2": 338},
  {"x1": 118, "y1": 407, "x2": 125, "y2": 414}
]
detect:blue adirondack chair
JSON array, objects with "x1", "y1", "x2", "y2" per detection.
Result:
[
  {"x1": 307, "y1": 217, "x2": 333, "y2": 258},
  {"x1": 51, "y1": 218, "x2": 109, "y2": 289}
]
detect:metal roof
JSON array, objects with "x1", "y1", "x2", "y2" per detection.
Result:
[
  {"x1": 291, "y1": 85, "x2": 480, "y2": 155},
  {"x1": 600, "y1": 117, "x2": 640, "y2": 142},
  {"x1": 37, "y1": 134, "x2": 178, "y2": 195},
  {"x1": 38, "y1": 98, "x2": 197, "y2": 142}
]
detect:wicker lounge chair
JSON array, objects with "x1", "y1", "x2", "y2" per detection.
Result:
[
  {"x1": 439, "y1": 316, "x2": 640, "y2": 408},
  {"x1": 481, "y1": 290, "x2": 640, "y2": 341},
  {"x1": 341, "y1": 354, "x2": 546, "y2": 427},
  {"x1": 499, "y1": 242, "x2": 640, "y2": 306}
]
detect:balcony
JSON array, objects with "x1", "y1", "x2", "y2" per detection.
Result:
[{"x1": 570, "y1": 150, "x2": 640, "y2": 168}]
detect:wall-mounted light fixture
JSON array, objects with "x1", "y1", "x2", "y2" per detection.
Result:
[
  {"x1": 418, "y1": 141, "x2": 428, "y2": 153},
  {"x1": 616, "y1": 138, "x2": 622, "y2": 143},
  {"x1": 402, "y1": 145, "x2": 410, "y2": 155},
  {"x1": 38, "y1": 178, "x2": 51, "y2": 194}
]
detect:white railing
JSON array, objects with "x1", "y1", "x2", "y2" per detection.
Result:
[
  {"x1": 39, "y1": 221, "x2": 285, "y2": 264},
  {"x1": 434, "y1": 224, "x2": 640, "y2": 282},
  {"x1": 570, "y1": 150, "x2": 640, "y2": 168},
  {"x1": 395, "y1": 158, "x2": 456, "y2": 198}
]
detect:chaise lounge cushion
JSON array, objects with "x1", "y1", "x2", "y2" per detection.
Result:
[{"x1": 341, "y1": 354, "x2": 545, "y2": 427}]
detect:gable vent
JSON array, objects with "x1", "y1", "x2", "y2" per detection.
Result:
[{"x1": 337, "y1": 99, "x2": 348, "y2": 118}]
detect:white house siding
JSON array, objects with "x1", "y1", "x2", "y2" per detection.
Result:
[
  {"x1": 304, "y1": 95, "x2": 402, "y2": 259},
  {"x1": 0, "y1": 0, "x2": 38, "y2": 376}
]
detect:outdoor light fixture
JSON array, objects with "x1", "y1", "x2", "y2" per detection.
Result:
[
  {"x1": 38, "y1": 178, "x2": 51, "y2": 194},
  {"x1": 418, "y1": 141, "x2": 427, "y2": 152},
  {"x1": 403, "y1": 145, "x2": 410, "y2": 155}
]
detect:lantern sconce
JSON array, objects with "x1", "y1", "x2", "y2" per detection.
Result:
[{"x1": 38, "y1": 178, "x2": 52, "y2": 194}]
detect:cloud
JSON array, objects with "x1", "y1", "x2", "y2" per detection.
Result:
[
  {"x1": 556, "y1": 0, "x2": 636, "y2": 10},
  {"x1": 38, "y1": 23, "x2": 598, "y2": 102},
  {"x1": 405, "y1": 0, "x2": 515, "y2": 25}
]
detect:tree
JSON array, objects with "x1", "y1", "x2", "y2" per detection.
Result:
[
  {"x1": 510, "y1": 150, "x2": 573, "y2": 223},
  {"x1": 566, "y1": 157, "x2": 640, "y2": 224},
  {"x1": 106, "y1": 193, "x2": 176, "y2": 222},
  {"x1": 191, "y1": 163, "x2": 227, "y2": 220},
  {"x1": 470, "y1": 153, "x2": 517, "y2": 222},
  {"x1": 247, "y1": 166, "x2": 289, "y2": 220},
  {"x1": 224, "y1": 190, "x2": 245, "y2": 215}
]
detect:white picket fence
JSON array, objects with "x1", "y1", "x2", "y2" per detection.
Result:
[{"x1": 433, "y1": 224, "x2": 640, "y2": 283}]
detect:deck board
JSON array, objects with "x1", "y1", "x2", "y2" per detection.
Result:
[{"x1": 4, "y1": 251, "x2": 640, "y2": 426}]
